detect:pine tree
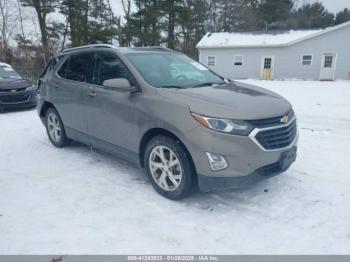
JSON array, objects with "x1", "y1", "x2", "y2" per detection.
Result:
[
  {"x1": 129, "y1": 0, "x2": 163, "y2": 46},
  {"x1": 60, "y1": 0, "x2": 87, "y2": 46},
  {"x1": 257, "y1": 0, "x2": 294, "y2": 29},
  {"x1": 292, "y1": 2, "x2": 335, "y2": 29},
  {"x1": 240, "y1": 0, "x2": 260, "y2": 31},
  {"x1": 177, "y1": 0, "x2": 208, "y2": 58},
  {"x1": 88, "y1": 0, "x2": 117, "y2": 44},
  {"x1": 60, "y1": 0, "x2": 117, "y2": 47},
  {"x1": 207, "y1": 0, "x2": 260, "y2": 32},
  {"x1": 216, "y1": 0, "x2": 244, "y2": 32},
  {"x1": 163, "y1": 0, "x2": 184, "y2": 49},
  {"x1": 335, "y1": 8, "x2": 350, "y2": 25},
  {"x1": 121, "y1": 0, "x2": 133, "y2": 46}
]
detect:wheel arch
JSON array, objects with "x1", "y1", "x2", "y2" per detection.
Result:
[
  {"x1": 39, "y1": 101, "x2": 56, "y2": 120},
  {"x1": 139, "y1": 128, "x2": 197, "y2": 182}
]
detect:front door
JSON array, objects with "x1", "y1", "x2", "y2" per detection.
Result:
[
  {"x1": 85, "y1": 52, "x2": 139, "y2": 163},
  {"x1": 261, "y1": 56, "x2": 274, "y2": 80},
  {"x1": 320, "y1": 53, "x2": 336, "y2": 81}
]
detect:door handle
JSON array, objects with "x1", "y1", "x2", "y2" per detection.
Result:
[
  {"x1": 53, "y1": 83, "x2": 59, "y2": 88},
  {"x1": 88, "y1": 91, "x2": 97, "y2": 97}
]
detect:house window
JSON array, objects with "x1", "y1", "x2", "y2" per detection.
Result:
[
  {"x1": 264, "y1": 58, "x2": 272, "y2": 69},
  {"x1": 207, "y1": 56, "x2": 216, "y2": 66},
  {"x1": 324, "y1": 55, "x2": 333, "y2": 68},
  {"x1": 302, "y1": 55, "x2": 313, "y2": 66},
  {"x1": 234, "y1": 55, "x2": 243, "y2": 66}
]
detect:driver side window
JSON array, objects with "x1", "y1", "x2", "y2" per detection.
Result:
[{"x1": 93, "y1": 53, "x2": 130, "y2": 86}]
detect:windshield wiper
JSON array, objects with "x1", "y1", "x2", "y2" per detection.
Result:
[
  {"x1": 158, "y1": 85, "x2": 183, "y2": 89},
  {"x1": 190, "y1": 81, "x2": 226, "y2": 88}
]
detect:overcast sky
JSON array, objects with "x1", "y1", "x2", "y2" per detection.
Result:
[
  {"x1": 290, "y1": 0, "x2": 349, "y2": 13},
  {"x1": 311, "y1": 0, "x2": 350, "y2": 13}
]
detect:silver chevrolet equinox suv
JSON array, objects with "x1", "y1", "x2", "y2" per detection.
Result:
[{"x1": 37, "y1": 44, "x2": 298, "y2": 200}]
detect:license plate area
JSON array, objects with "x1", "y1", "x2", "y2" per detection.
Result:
[{"x1": 279, "y1": 147, "x2": 297, "y2": 171}]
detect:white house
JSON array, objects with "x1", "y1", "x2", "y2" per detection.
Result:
[{"x1": 196, "y1": 21, "x2": 350, "y2": 81}]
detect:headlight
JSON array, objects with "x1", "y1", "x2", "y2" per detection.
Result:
[
  {"x1": 191, "y1": 113, "x2": 254, "y2": 136},
  {"x1": 26, "y1": 84, "x2": 38, "y2": 91}
]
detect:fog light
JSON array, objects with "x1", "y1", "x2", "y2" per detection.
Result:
[{"x1": 206, "y1": 152, "x2": 228, "y2": 171}]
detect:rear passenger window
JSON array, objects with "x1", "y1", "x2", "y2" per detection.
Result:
[
  {"x1": 57, "y1": 58, "x2": 69, "y2": 78},
  {"x1": 41, "y1": 57, "x2": 54, "y2": 78},
  {"x1": 93, "y1": 53, "x2": 130, "y2": 86},
  {"x1": 60, "y1": 53, "x2": 94, "y2": 82}
]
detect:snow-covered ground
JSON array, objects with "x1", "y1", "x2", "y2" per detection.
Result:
[{"x1": 1, "y1": 80, "x2": 350, "y2": 255}]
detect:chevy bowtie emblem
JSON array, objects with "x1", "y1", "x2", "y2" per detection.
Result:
[
  {"x1": 281, "y1": 115, "x2": 289, "y2": 124},
  {"x1": 11, "y1": 89, "x2": 17, "y2": 93}
]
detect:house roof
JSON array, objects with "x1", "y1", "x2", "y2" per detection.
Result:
[{"x1": 196, "y1": 21, "x2": 350, "y2": 49}]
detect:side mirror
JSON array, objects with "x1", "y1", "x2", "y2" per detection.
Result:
[{"x1": 103, "y1": 78, "x2": 133, "y2": 92}]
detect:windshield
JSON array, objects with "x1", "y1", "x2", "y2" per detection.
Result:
[
  {"x1": 126, "y1": 52, "x2": 223, "y2": 88},
  {"x1": 0, "y1": 66, "x2": 21, "y2": 80}
]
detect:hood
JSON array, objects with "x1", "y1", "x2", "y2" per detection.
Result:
[
  {"x1": 157, "y1": 81, "x2": 292, "y2": 120},
  {"x1": 0, "y1": 78, "x2": 32, "y2": 91}
]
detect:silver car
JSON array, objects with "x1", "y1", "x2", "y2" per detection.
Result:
[{"x1": 37, "y1": 45, "x2": 298, "y2": 200}]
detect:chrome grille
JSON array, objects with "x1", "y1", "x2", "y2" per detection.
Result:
[
  {"x1": 0, "y1": 94, "x2": 30, "y2": 104},
  {"x1": 248, "y1": 110, "x2": 295, "y2": 128},
  {"x1": 0, "y1": 87, "x2": 27, "y2": 93},
  {"x1": 254, "y1": 119, "x2": 297, "y2": 150}
]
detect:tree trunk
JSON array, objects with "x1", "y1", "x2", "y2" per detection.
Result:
[
  {"x1": 83, "y1": 0, "x2": 89, "y2": 44},
  {"x1": 32, "y1": 0, "x2": 49, "y2": 62},
  {"x1": 122, "y1": 0, "x2": 131, "y2": 46},
  {"x1": 61, "y1": 18, "x2": 69, "y2": 51},
  {"x1": 0, "y1": 0, "x2": 8, "y2": 61},
  {"x1": 167, "y1": 0, "x2": 175, "y2": 49},
  {"x1": 16, "y1": 0, "x2": 28, "y2": 59}
]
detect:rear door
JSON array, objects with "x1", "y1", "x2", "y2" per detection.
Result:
[
  {"x1": 39, "y1": 57, "x2": 56, "y2": 91},
  {"x1": 50, "y1": 53, "x2": 94, "y2": 142},
  {"x1": 85, "y1": 52, "x2": 139, "y2": 162}
]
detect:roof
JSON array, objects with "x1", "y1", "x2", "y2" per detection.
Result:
[
  {"x1": 0, "y1": 62, "x2": 12, "y2": 68},
  {"x1": 196, "y1": 21, "x2": 350, "y2": 49},
  {"x1": 60, "y1": 45, "x2": 173, "y2": 55},
  {"x1": 118, "y1": 47, "x2": 174, "y2": 53},
  {"x1": 61, "y1": 44, "x2": 117, "y2": 54}
]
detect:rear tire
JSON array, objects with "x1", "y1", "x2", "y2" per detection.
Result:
[
  {"x1": 144, "y1": 135, "x2": 194, "y2": 200},
  {"x1": 45, "y1": 107, "x2": 69, "y2": 148}
]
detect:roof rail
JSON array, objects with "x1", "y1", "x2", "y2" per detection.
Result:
[
  {"x1": 61, "y1": 44, "x2": 117, "y2": 54},
  {"x1": 141, "y1": 46, "x2": 174, "y2": 52}
]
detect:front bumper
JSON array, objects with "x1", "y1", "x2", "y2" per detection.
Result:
[
  {"x1": 182, "y1": 120, "x2": 298, "y2": 191},
  {"x1": 0, "y1": 89, "x2": 38, "y2": 110},
  {"x1": 198, "y1": 147, "x2": 297, "y2": 192}
]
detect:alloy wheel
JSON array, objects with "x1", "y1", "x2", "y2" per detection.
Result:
[
  {"x1": 149, "y1": 146, "x2": 183, "y2": 192},
  {"x1": 47, "y1": 112, "x2": 61, "y2": 143}
]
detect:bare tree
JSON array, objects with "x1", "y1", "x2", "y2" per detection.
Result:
[
  {"x1": 0, "y1": 0, "x2": 18, "y2": 62},
  {"x1": 61, "y1": 17, "x2": 69, "y2": 51},
  {"x1": 20, "y1": 0, "x2": 57, "y2": 62},
  {"x1": 16, "y1": 0, "x2": 28, "y2": 58}
]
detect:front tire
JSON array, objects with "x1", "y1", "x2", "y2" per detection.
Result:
[
  {"x1": 45, "y1": 107, "x2": 69, "y2": 148},
  {"x1": 144, "y1": 135, "x2": 194, "y2": 200}
]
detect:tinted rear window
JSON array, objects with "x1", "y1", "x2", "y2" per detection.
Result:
[{"x1": 58, "y1": 53, "x2": 94, "y2": 82}]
